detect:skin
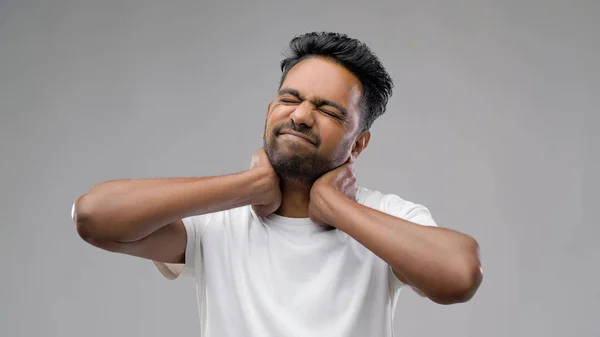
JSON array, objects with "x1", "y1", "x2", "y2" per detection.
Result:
[
  {"x1": 73, "y1": 56, "x2": 482, "y2": 306},
  {"x1": 262, "y1": 57, "x2": 368, "y2": 218}
]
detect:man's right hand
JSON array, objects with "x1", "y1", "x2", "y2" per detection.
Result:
[
  {"x1": 73, "y1": 148, "x2": 282, "y2": 264},
  {"x1": 249, "y1": 148, "x2": 282, "y2": 217}
]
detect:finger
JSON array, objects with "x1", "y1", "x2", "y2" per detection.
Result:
[{"x1": 345, "y1": 160, "x2": 354, "y2": 171}]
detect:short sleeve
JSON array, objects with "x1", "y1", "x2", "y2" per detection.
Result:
[
  {"x1": 382, "y1": 194, "x2": 437, "y2": 297},
  {"x1": 383, "y1": 194, "x2": 438, "y2": 228},
  {"x1": 153, "y1": 213, "x2": 215, "y2": 280}
]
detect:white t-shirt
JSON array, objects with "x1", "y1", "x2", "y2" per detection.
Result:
[{"x1": 155, "y1": 187, "x2": 437, "y2": 336}]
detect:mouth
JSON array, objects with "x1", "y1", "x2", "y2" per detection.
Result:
[{"x1": 278, "y1": 130, "x2": 316, "y2": 145}]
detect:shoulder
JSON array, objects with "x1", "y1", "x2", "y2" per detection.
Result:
[
  {"x1": 185, "y1": 205, "x2": 255, "y2": 222},
  {"x1": 154, "y1": 206, "x2": 256, "y2": 279},
  {"x1": 356, "y1": 187, "x2": 437, "y2": 227},
  {"x1": 356, "y1": 186, "x2": 419, "y2": 212},
  {"x1": 184, "y1": 206, "x2": 255, "y2": 230},
  {"x1": 195, "y1": 206, "x2": 261, "y2": 232}
]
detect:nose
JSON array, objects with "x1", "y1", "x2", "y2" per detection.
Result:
[{"x1": 290, "y1": 101, "x2": 315, "y2": 128}]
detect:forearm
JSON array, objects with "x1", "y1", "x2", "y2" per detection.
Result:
[
  {"x1": 74, "y1": 168, "x2": 272, "y2": 242},
  {"x1": 314, "y1": 188, "x2": 481, "y2": 303}
]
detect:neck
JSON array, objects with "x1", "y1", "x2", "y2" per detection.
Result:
[{"x1": 275, "y1": 179, "x2": 312, "y2": 218}]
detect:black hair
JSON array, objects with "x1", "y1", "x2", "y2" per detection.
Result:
[{"x1": 279, "y1": 32, "x2": 394, "y2": 130}]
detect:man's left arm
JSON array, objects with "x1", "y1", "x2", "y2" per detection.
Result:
[{"x1": 310, "y1": 181, "x2": 483, "y2": 305}]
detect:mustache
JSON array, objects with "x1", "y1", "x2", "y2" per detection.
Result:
[{"x1": 274, "y1": 121, "x2": 321, "y2": 145}]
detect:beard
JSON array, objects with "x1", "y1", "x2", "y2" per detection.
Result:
[{"x1": 263, "y1": 121, "x2": 348, "y2": 186}]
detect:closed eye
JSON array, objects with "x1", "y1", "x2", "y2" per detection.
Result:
[
  {"x1": 277, "y1": 87, "x2": 347, "y2": 120},
  {"x1": 319, "y1": 109, "x2": 343, "y2": 119}
]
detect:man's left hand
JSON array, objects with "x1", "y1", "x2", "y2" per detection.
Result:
[{"x1": 309, "y1": 158, "x2": 357, "y2": 226}]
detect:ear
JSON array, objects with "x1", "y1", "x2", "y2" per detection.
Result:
[{"x1": 349, "y1": 130, "x2": 370, "y2": 162}]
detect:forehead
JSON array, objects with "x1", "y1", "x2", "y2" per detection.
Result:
[{"x1": 280, "y1": 57, "x2": 363, "y2": 111}]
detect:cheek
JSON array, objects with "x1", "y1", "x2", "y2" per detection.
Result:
[
  {"x1": 266, "y1": 106, "x2": 298, "y2": 137},
  {"x1": 267, "y1": 106, "x2": 291, "y2": 126},
  {"x1": 319, "y1": 125, "x2": 348, "y2": 151},
  {"x1": 272, "y1": 103, "x2": 293, "y2": 116}
]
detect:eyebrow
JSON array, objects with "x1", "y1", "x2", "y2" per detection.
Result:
[{"x1": 278, "y1": 88, "x2": 348, "y2": 116}]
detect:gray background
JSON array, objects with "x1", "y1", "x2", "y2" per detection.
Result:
[{"x1": 1, "y1": 1, "x2": 597, "y2": 336}]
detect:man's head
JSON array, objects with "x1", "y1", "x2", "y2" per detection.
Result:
[{"x1": 263, "y1": 32, "x2": 393, "y2": 185}]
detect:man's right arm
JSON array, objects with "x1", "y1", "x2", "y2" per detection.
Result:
[{"x1": 72, "y1": 165, "x2": 279, "y2": 264}]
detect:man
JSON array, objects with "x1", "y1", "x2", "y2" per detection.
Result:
[{"x1": 73, "y1": 32, "x2": 482, "y2": 336}]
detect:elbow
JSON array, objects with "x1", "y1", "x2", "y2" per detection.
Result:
[
  {"x1": 73, "y1": 193, "x2": 104, "y2": 243},
  {"x1": 432, "y1": 265, "x2": 483, "y2": 305},
  {"x1": 73, "y1": 189, "x2": 142, "y2": 244},
  {"x1": 431, "y1": 238, "x2": 483, "y2": 305}
]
